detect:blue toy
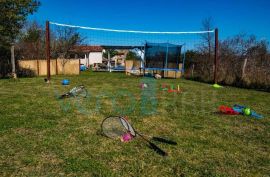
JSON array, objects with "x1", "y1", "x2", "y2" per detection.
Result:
[
  {"x1": 80, "y1": 65, "x2": 87, "y2": 71},
  {"x1": 62, "y1": 79, "x2": 70, "y2": 85},
  {"x1": 233, "y1": 104, "x2": 263, "y2": 119}
]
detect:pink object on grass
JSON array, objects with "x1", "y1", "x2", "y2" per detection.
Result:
[
  {"x1": 140, "y1": 83, "x2": 148, "y2": 89},
  {"x1": 121, "y1": 132, "x2": 133, "y2": 142}
]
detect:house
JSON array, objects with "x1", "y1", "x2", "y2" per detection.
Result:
[
  {"x1": 71, "y1": 46, "x2": 104, "y2": 67},
  {"x1": 111, "y1": 50, "x2": 129, "y2": 67}
]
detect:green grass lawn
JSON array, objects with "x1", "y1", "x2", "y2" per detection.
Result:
[{"x1": 0, "y1": 71, "x2": 269, "y2": 176}]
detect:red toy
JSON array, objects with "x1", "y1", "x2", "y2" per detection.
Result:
[
  {"x1": 168, "y1": 89, "x2": 181, "y2": 93},
  {"x1": 161, "y1": 84, "x2": 182, "y2": 93},
  {"x1": 219, "y1": 105, "x2": 239, "y2": 115}
]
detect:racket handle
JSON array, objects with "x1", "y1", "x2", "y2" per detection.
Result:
[
  {"x1": 58, "y1": 95, "x2": 65, "y2": 99},
  {"x1": 152, "y1": 137, "x2": 177, "y2": 145},
  {"x1": 58, "y1": 93, "x2": 70, "y2": 99},
  {"x1": 148, "y1": 142, "x2": 167, "y2": 156}
]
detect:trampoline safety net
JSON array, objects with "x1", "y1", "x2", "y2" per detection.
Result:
[{"x1": 144, "y1": 42, "x2": 182, "y2": 71}]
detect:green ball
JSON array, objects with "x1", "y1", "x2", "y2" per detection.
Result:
[{"x1": 244, "y1": 108, "x2": 251, "y2": 116}]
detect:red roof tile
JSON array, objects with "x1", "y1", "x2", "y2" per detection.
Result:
[{"x1": 71, "y1": 46, "x2": 103, "y2": 53}]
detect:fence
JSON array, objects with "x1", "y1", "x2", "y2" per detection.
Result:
[
  {"x1": 125, "y1": 60, "x2": 182, "y2": 78},
  {"x1": 18, "y1": 59, "x2": 80, "y2": 76}
]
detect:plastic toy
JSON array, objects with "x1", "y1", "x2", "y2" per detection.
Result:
[
  {"x1": 213, "y1": 84, "x2": 223, "y2": 88},
  {"x1": 233, "y1": 104, "x2": 263, "y2": 119},
  {"x1": 80, "y1": 65, "x2": 87, "y2": 71},
  {"x1": 243, "y1": 107, "x2": 251, "y2": 116},
  {"x1": 62, "y1": 79, "x2": 70, "y2": 85},
  {"x1": 160, "y1": 84, "x2": 182, "y2": 93},
  {"x1": 140, "y1": 83, "x2": 148, "y2": 89},
  {"x1": 168, "y1": 84, "x2": 181, "y2": 93},
  {"x1": 121, "y1": 132, "x2": 134, "y2": 142},
  {"x1": 219, "y1": 105, "x2": 239, "y2": 115},
  {"x1": 219, "y1": 105, "x2": 264, "y2": 119}
]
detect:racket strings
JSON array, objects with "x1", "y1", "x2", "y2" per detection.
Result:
[
  {"x1": 102, "y1": 117, "x2": 129, "y2": 139},
  {"x1": 101, "y1": 116, "x2": 174, "y2": 156},
  {"x1": 73, "y1": 87, "x2": 87, "y2": 97}
]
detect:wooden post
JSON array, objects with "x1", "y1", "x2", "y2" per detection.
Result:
[
  {"x1": 56, "y1": 58, "x2": 58, "y2": 75},
  {"x1": 11, "y1": 44, "x2": 17, "y2": 79},
  {"x1": 242, "y1": 58, "x2": 248, "y2": 79},
  {"x1": 46, "y1": 21, "x2": 51, "y2": 82},
  {"x1": 108, "y1": 50, "x2": 111, "y2": 72},
  {"x1": 79, "y1": 58, "x2": 81, "y2": 74},
  {"x1": 37, "y1": 37, "x2": 40, "y2": 76},
  {"x1": 37, "y1": 59, "x2": 39, "y2": 76},
  {"x1": 143, "y1": 44, "x2": 146, "y2": 76},
  {"x1": 214, "y1": 28, "x2": 219, "y2": 84}
]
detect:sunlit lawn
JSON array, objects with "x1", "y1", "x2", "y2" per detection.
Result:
[{"x1": 0, "y1": 71, "x2": 269, "y2": 176}]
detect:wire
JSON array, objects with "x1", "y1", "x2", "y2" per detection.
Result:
[{"x1": 50, "y1": 22, "x2": 215, "y2": 35}]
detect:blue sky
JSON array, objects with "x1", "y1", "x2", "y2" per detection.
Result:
[{"x1": 29, "y1": 0, "x2": 270, "y2": 42}]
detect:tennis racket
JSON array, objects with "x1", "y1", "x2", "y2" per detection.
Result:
[
  {"x1": 101, "y1": 116, "x2": 177, "y2": 156},
  {"x1": 59, "y1": 85, "x2": 88, "y2": 99}
]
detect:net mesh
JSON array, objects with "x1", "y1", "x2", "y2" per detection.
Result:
[
  {"x1": 145, "y1": 43, "x2": 182, "y2": 70},
  {"x1": 50, "y1": 22, "x2": 214, "y2": 48},
  {"x1": 49, "y1": 22, "x2": 215, "y2": 73}
]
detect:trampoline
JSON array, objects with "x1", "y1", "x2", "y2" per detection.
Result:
[{"x1": 143, "y1": 42, "x2": 183, "y2": 78}]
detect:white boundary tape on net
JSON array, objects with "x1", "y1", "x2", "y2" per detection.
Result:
[{"x1": 50, "y1": 22, "x2": 215, "y2": 34}]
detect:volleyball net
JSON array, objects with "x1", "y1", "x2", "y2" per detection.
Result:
[{"x1": 46, "y1": 21, "x2": 217, "y2": 78}]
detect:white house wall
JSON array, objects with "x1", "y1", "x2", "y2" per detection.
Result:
[
  {"x1": 80, "y1": 52, "x2": 102, "y2": 66},
  {"x1": 89, "y1": 52, "x2": 102, "y2": 65}
]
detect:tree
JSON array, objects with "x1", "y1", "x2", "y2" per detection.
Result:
[
  {"x1": 103, "y1": 50, "x2": 119, "y2": 59},
  {"x1": 198, "y1": 17, "x2": 215, "y2": 81},
  {"x1": 126, "y1": 51, "x2": 140, "y2": 60},
  {"x1": 51, "y1": 27, "x2": 83, "y2": 59},
  {"x1": 17, "y1": 21, "x2": 45, "y2": 59},
  {"x1": 216, "y1": 33, "x2": 270, "y2": 89},
  {"x1": 51, "y1": 26, "x2": 84, "y2": 74},
  {"x1": 0, "y1": 0, "x2": 40, "y2": 44},
  {"x1": 200, "y1": 17, "x2": 215, "y2": 57},
  {"x1": 0, "y1": 0, "x2": 40, "y2": 78}
]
